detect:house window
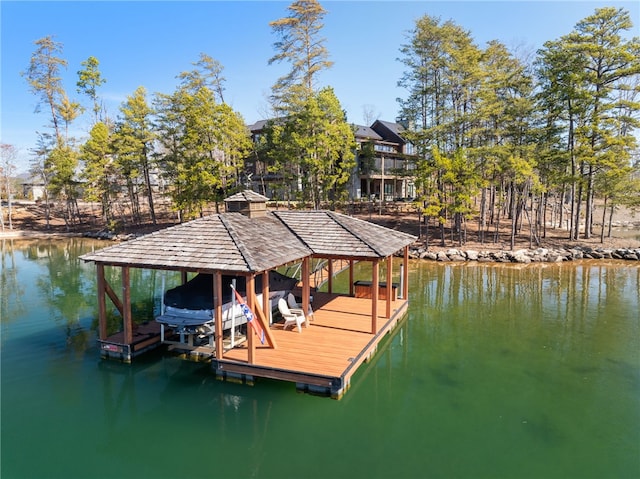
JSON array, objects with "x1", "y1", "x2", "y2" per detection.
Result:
[{"x1": 374, "y1": 144, "x2": 395, "y2": 153}]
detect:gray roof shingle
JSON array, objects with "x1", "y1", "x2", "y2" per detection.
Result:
[
  {"x1": 81, "y1": 213, "x2": 312, "y2": 272},
  {"x1": 81, "y1": 210, "x2": 417, "y2": 272},
  {"x1": 272, "y1": 210, "x2": 416, "y2": 258}
]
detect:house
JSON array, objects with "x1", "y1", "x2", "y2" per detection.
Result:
[
  {"x1": 355, "y1": 119, "x2": 417, "y2": 202},
  {"x1": 21, "y1": 175, "x2": 46, "y2": 201},
  {"x1": 247, "y1": 119, "x2": 418, "y2": 203}
]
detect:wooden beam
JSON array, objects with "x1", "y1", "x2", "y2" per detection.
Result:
[
  {"x1": 214, "y1": 271, "x2": 223, "y2": 359},
  {"x1": 327, "y1": 260, "x2": 334, "y2": 293},
  {"x1": 96, "y1": 264, "x2": 107, "y2": 340},
  {"x1": 386, "y1": 255, "x2": 393, "y2": 319},
  {"x1": 253, "y1": 300, "x2": 277, "y2": 349},
  {"x1": 103, "y1": 278, "x2": 123, "y2": 316},
  {"x1": 371, "y1": 259, "x2": 379, "y2": 333},
  {"x1": 122, "y1": 266, "x2": 133, "y2": 345}
]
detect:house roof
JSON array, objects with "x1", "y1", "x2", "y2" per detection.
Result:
[
  {"x1": 372, "y1": 120, "x2": 407, "y2": 144},
  {"x1": 353, "y1": 124, "x2": 383, "y2": 141},
  {"x1": 247, "y1": 119, "x2": 269, "y2": 133},
  {"x1": 81, "y1": 210, "x2": 417, "y2": 273}
]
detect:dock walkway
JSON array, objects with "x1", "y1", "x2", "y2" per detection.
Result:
[{"x1": 214, "y1": 292, "x2": 409, "y2": 398}]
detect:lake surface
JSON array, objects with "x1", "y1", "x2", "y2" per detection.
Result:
[{"x1": 1, "y1": 238, "x2": 639, "y2": 479}]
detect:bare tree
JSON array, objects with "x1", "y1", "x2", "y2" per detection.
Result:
[{"x1": 0, "y1": 144, "x2": 18, "y2": 230}]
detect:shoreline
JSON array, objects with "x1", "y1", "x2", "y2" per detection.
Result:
[
  {"x1": 0, "y1": 230, "x2": 84, "y2": 239},
  {"x1": 408, "y1": 244, "x2": 640, "y2": 263},
  {"x1": 3, "y1": 228, "x2": 639, "y2": 263}
]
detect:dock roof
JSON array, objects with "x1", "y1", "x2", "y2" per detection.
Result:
[
  {"x1": 81, "y1": 210, "x2": 416, "y2": 273},
  {"x1": 272, "y1": 210, "x2": 415, "y2": 258}
]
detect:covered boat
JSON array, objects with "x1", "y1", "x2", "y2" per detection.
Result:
[{"x1": 156, "y1": 270, "x2": 298, "y2": 338}]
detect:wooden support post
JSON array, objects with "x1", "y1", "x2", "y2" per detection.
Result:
[
  {"x1": 302, "y1": 257, "x2": 310, "y2": 324},
  {"x1": 251, "y1": 271, "x2": 276, "y2": 349},
  {"x1": 349, "y1": 260, "x2": 354, "y2": 296},
  {"x1": 97, "y1": 264, "x2": 107, "y2": 340},
  {"x1": 386, "y1": 255, "x2": 393, "y2": 319},
  {"x1": 247, "y1": 275, "x2": 256, "y2": 364},
  {"x1": 181, "y1": 270, "x2": 188, "y2": 284},
  {"x1": 214, "y1": 271, "x2": 223, "y2": 359},
  {"x1": 328, "y1": 260, "x2": 334, "y2": 293},
  {"x1": 371, "y1": 259, "x2": 379, "y2": 334},
  {"x1": 403, "y1": 246, "x2": 409, "y2": 300},
  {"x1": 122, "y1": 266, "x2": 133, "y2": 345},
  {"x1": 262, "y1": 270, "x2": 270, "y2": 324}
]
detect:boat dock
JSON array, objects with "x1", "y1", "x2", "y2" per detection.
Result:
[
  {"x1": 215, "y1": 292, "x2": 409, "y2": 398},
  {"x1": 81, "y1": 191, "x2": 416, "y2": 398}
]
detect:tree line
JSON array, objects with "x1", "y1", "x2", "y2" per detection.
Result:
[
  {"x1": 398, "y1": 6, "x2": 639, "y2": 246},
  {"x1": 3, "y1": 1, "x2": 639, "y2": 244}
]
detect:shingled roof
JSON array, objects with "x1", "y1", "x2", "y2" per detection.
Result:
[
  {"x1": 272, "y1": 210, "x2": 416, "y2": 258},
  {"x1": 81, "y1": 210, "x2": 417, "y2": 273},
  {"x1": 224, "y1": 190, "x2": 270, "y2": 203},
  {"x1": 80, "y1": 213, "x2": 311, "y2": 273}
]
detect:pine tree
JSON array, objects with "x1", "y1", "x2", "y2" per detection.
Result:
[
  {"x1": 77, "y1": 56, "x2": 107, "y2": 125},
  {"x1": 268, "y1": 0, "x2": 333, "y2": 108},
  {"x1": 112, "y1": 86, "x2": 156, "y2": 225},
  {"x1": 21, "y1": 36, "x2": 67, "y2": 142},
  {"x1": 80, "y1": 122, "x2": 116, "y2": 226},
  {"x1": 155, "y1": 57, "x2": 251, "y2": 218}
]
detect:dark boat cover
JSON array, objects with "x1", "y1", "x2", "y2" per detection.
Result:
[{"x1": 163, "y1": 271, "x2": 298, "y2": 310}]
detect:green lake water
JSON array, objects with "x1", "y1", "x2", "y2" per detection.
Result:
[{"x1": 1, "y1": 238, "x2": 639, "y2": 479}]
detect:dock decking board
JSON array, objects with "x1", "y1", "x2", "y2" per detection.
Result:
[
  {"x1": 214, "y1": 292, "x2": 409, "y2": 397},
  {"x1": 97, "y1": 292, "x2": 409, "y2": 396}
]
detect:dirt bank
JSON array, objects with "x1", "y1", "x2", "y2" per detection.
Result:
[{"x1": 2, "y1": 200, "x2": 639, "y2": 252}]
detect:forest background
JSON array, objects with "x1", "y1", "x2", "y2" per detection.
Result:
[{"x1": 1, "y1": 1, "x2": 639, "y2": 250}]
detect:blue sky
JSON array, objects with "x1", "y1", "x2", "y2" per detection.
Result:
[{"x1": 2, "y1": 0, "x2": 639, "y2": 171}]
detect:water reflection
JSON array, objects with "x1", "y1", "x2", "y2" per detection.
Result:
[
  {"x1": 1, "y1": 240, "x2": 638, "y2": 479},
  {"x1": 1, "y1": 239, "x2": 26, "y2": 325}
]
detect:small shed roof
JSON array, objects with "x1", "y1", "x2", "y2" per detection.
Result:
[
  {"x1": 224, "y1": 190, "x2": 270, "y2": 203},
  {"x1": 81, "y1": 210, "x2": 416, "y2": 273}
]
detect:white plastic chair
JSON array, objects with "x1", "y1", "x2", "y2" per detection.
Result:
[
  {"x1": 287, "y1": 293, "x2": 314, "y2": 321},
  {"x1": 278, "y1": 298, "x2": 305, "y2": 333}
]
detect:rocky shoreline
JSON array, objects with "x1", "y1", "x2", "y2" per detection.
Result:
[
  {"x1": 3, "y1": 228, "x2": 638, "y2": 264},
  {"x1": 59, "y1": 231, "x2": 640, "y2": 263},
  {"x1": 409, "y1": 245, "x2": 640, "y2": 263}
]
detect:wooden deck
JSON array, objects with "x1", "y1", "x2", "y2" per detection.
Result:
[
  {"x1": 99, "y1": 321, "x2": 167, "y2": 362},
  {"x1": 213, "y1": 292, "x2": 409, "y2": 398}
]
